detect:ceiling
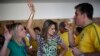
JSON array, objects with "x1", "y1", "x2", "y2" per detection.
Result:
[{"x1": 0, "y1": 0, "x2": 100, "y2": 3}]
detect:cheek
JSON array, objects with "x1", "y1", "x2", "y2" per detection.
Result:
[
  {"x1": 48, "y1": 29, "x2": 51, "y2": 34},
  {"x1": 22, "y1": 31, "x2": 26, "y2": 37},
  {"x1": 76, "y1": 16, "x2": 82, "y2": 22},
  {"x1": 48, "y1": 29, "x2": 53, "y2": 35},
  {"x1": 18, "y1": 31, "x2": 26, "y2": 37}
]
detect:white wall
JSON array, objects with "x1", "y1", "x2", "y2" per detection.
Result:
[{"x1": 0, "y1": 2, "x2": 100, "y2": 21}]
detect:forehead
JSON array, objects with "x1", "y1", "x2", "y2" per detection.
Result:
[
  {"x1": 75, "y1": 9, "x2": 80, "y2": 13},
  {"x1": 49, "y1": 24, "x2": 55, "y2": 28},
  {"x1": 17, "y1": 25, "x2": 24, "y2": 30}
]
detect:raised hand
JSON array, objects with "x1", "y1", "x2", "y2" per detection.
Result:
[
  {"x1": 64, "y1": 21, "x2": 75, "y2": 31},
  {"x1": 64, "y1": 21, "x2": 76, "y2": 48},
  {"x1": 72, "y1": 47, "x2": 82, "y2": 56},
  {"x1": 3, "y1": 25, "x2": 12, "y2": 42},
  {"x1": 27, "y1": 0, "x2": 35, "y2": 14},
  {"x1": 27, "y1": 0, "x2": 36, "y2": 40},
  {"x1": 64, "y1": 21, "x2": 71, "y2": 31}
]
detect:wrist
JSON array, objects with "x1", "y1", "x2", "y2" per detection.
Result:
[
  {"x1": 5, "y1": 39, "x2": 10, "y2": 43},
  {"x1": 69, "y1": 45, "x2": 76, "y2": 48}
]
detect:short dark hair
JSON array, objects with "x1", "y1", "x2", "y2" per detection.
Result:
[
  {"x1": 59, "y1": 22, "x2": 66, "y2": 30},
  {"x1": 75, "y1": 3, "x2": 93, "y2": 19},
  {"x1": 34, "y1": 27, "x2": 41, "y2": 31}
]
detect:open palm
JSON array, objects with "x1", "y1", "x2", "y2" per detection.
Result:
[{"x1": 4, "y1": 26, "x2": 12, "y2": 42}]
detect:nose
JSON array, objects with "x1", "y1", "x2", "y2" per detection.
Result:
[
  {"x1": 23, "y1": 29, "x2": 27, "y2": 34},
  {"x1": 53, "y1": 29, "x2": 56, "y2": 33},
  {"x1": 73, "y1": 16, "x2": 76, "y2": 19}
]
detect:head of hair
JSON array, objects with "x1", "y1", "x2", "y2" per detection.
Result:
[
  {"x1": 59, "y1": 22, "x2": 66, "y2": 31},
  {"x1": 34, "y1": 27, "x2": 41, "y2": 32},
  {"x1": 6, "y1": 23, "x2": 22, "y2": 31},
  {"x1": 6, "y1": 23, "x2": 22, "y2": 39},
  {"x1": 42, "y1": 20, "x2": 57, "y2": 42},
  {"x1": 75, "y1": 3, "x2": 93, "y2": 20}
]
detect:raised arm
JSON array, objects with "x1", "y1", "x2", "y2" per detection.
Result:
[
  {"x1": 27, "y1": 0, "x2": 36, "y2": 40},
  {"x1": 64, "y1": 21, "x2": 76, "y2": 48},
  {"x1": 0, "y1": 25, "x2": 11, "y2": 56}
]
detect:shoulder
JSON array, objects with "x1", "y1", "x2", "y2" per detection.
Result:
[
  {"x1": 83, "y1": 23, "x2": 99, "y2": 33},
  {"x1": 7, "y1": 40, "x2": 18, "y2": 49}
]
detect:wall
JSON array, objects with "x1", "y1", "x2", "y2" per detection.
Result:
[{"x1": 0, "y1": 2, "x2": 100, "y2": 21}]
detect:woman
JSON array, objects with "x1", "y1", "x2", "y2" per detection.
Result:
[
  {"x1": 0, "y1": 23, "x2": 27, "y2": 56},
  {"x1": 27, "y1": 0, "x2": 67, "y2": 56}
]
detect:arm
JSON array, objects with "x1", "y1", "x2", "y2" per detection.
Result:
[
  {"x1": 64, "y1": 22, "x2": 76, "y2": 48},
  {"x1": 27, "y1": 0, "x2": 36, "y2": 40},
  {"x1": 72, "y1": 47, "x2": 100, "y2": 56},
  {"x1": 68, "y1": 29, "x2": 76, "y2": 48},
  {"x1": 59, "y1": 43, "x2": 67, "y2": 56},
  {"x1": 0, "y1": 26, "x2": 11, "y2": 56},
  {"x1": 0, "y1": 40, "x2": 10, "y2": 56}
]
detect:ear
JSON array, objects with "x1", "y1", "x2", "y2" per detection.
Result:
[
  {"x1": 82, "y1": 13, "x2": 86, "y2": 18},
  {"x1": 83, "y1": 13, "x2": 88, "y2": 23}
]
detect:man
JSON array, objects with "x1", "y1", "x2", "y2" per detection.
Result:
[
  {"x1": 59, "y1": 22, "x2": 73, "y2": 56},
  {"x1": 67, "y1": 3, "x2": 100, "y2": 56}
]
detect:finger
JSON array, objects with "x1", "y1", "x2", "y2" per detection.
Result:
[
  {"x1": 29, "y1": 0, "x2": 33, "y2": 4},
  {"x1": 27, "y1": 0, "x2": 30, "y2": 6},
  {"x1": 27, "y1": 0, "x2": 31, "y2": 3},
  {"x1": 3, "y1": 25, "x2": 9, "y2": 32},
  {"x1": 27, "y1": 3, "x2": 33, "y2": 12},
  {"x1": 27, "y1": 0, "x2": 32, "y2": 8},
  {"x1": 27, "y1": 0, "x2": 34, "y2": 11}
]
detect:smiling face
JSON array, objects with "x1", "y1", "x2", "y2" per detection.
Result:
[
  {"x1": 42, "y1": 20, "x2": 57, "y2": 39},
  {"x1": 47, "y1": 24, "x2": 56, "y2": 36}
]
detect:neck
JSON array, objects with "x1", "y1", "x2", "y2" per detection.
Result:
[
  {"x1": 83, "y1": 19, "x2": 93, "y2": 27},
  {"x1": 61, "y1": 30, "x2": 67, "y2": 34},
  {"x1": 47, "y1": 34, "x2": 52, "y2": 39},
  {"x1": 14, "y1": 37, "x2": 22, "y2": 44}
]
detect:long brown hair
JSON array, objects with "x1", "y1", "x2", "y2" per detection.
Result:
[{"x1": 42, "y1": 20, "x2": 58, "y2": 43}]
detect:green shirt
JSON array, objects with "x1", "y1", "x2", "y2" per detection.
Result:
[{"x1": 8, "y1": 40, "x2": 27, "y2": 56}]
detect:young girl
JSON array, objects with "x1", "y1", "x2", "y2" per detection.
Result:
[
  {"x1": 27, "y1": 0, "x2": 67, "y2": 56},
  {"x1": 0, "y1": 23, "x2": 27, "y2": 56}
]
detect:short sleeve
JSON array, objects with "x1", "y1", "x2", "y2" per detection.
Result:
[
  {"x1": 56, "y1": 35, "x2": 63, "y2": 45},
  {"x1": 35, "y1": 35, "x2": 44, "y2": 44},
  {"x1": 93, "y1": 26, "x2": 100, "y2": 51}
]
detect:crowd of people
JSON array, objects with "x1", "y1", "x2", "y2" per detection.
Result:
[{"x1": 0, "y1": 0, "x2": 100, "y2": 56}]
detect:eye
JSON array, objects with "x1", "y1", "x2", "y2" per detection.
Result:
[
  {"x1": 21, "y1": 28, "x2": 24, "y2": 31},
  {"x1": 75, "y1": 12, "x2": 78, "y2": 16}
]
